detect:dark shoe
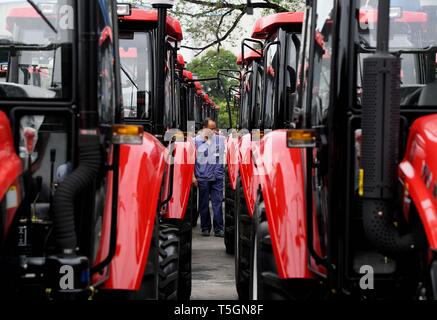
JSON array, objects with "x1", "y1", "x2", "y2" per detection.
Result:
[
  {"x1": 201, "y1": 230, "x2": 210, "y2": 237},
  {"x1": 215, "y1": 230, "x2": 225, "y2": 238}
]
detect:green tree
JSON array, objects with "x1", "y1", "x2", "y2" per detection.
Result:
[
  {"x1": 173, "y1": 0, "x2": 305, "y2": 55},
  {"x1": 188, "y1": 49, "x2": 239, "y2": 128},
  {"x1": 188, "y1": 48, "x2": 238, "y2": 99}
]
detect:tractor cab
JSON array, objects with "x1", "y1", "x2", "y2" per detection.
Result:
[
  {"x1": 193, "y1": 81, "x2": 204, "y2": 130},
  {"x1": 236, "y1": 49, "x2": 263, "y2": 132},
  {"x1": 357, "y1": 1, "x2": 437, "y2": 108},
  {"x1": 177, "y1": 56, "x2": 197, "y2": 133},
  {"x1": 202, "y1": 93, "x2": 211, "y2": 119},
  {"x1": 116, "y1": 3, "x2": 195, "y2": 300},
  {"x1": 0, "y1": 56, "x2": 7, "y2": 82},
  {"x1": 1, "y1": 4, "x2": 74, "y2": 98},
  {"x1": 251, "y1": 11, "x2": 304, "y2": 131},
  {"x1": 269, "y1": 0, "x2": 437, "y2": 299},
  {"x1": 117, "y1": 5, "x2": 183, "y2": 134}
]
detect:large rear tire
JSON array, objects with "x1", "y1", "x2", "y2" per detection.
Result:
[
  {"x1": 224, "y1": 166, "x2": 236, "y2": 255},
  {"x1": 158, "y1": 224, "x2": 180, "y2": 300},
  {"x1": 235, "y1": 178, "x2": 252, "y2": 300},
  {"x1": 178, "y1": 214, "x2": 193, "y2": 300},
  {"x1": 188, "y1": 187, "x2": 199, "y2": 228}
]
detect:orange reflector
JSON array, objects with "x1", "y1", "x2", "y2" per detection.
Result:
[
  {"x1": 287, "y1": 129, "x2": 317, "y2": 148},
  {"x1": 251, "y1": 130, "x2": 264, "y2": 141},
  {"x1": 112, "y1": 125, "x2": 143, "y2": 145},
  {"x1": 359, "y1": 169, "x2": 364, "y2": 197}
]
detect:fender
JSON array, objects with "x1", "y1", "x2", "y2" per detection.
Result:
[
  {"x1": 93, "y1": 132, "x2": 166, "y2": 290},
  {"x1": 226, "y1": 132, "x2": 240, "y2": 190},
  {"x1": 0, "y1": 111, "x2": 22, "y2": 201},
  {"x1": 400, "y1": 115, "x2": 437, "y2": 250},
  {"x1": 238, "y1": 133, "x2": 261, "y2": 216},
  {"x1": 258, "y1": 130, "x2": 314, "y2": 279},
  {"x1": 165, "y1": 137, "x2": 195, "y2": 220},
  {"x1": 0, "y1": 111, "x2": 22, "y2": 240}
]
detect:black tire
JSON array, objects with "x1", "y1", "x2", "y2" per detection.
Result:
[
  {"x1": 188, "y1": 187, "x2": 199, "y2": 228},
  {"x1": 250, "y1": 196, "x2": 319, "y2": 300},
  {"x1": 235, "y1": 178, "x2": 252, "y2": 300},
  {"x1": 430, "y1": 261, "x2": 437, "y2": 299},
  {"x1": 178, "y1": 214, "x2": 193, "y2": 300},
  {"x1": 224, "y1": 166, "x2": 236, "y2": 254},
  {"x1": 158, "y1": 224, "x2": 180, "y2": 300}
]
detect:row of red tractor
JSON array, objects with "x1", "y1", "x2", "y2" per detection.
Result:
[
  {"x1": 0, "y1": 0, "x2": 216, "y2": 300},
  {"x1": 225, "y1": 0, "x2": 437, "y2": 300},
  {"x1": 1, "y1": 0, "x2": 437, "y2": 301}
]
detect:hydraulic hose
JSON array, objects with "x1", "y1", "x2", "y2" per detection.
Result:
[{"x1": 52, "y1": 135, "x2": 101, "y2": 255}]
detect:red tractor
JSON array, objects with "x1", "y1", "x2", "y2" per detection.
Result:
[
  {"x1": 116, "y1": 3, "x2": 196, "y2": 300},
  {"x1": 0, "y1": 60, "x2": 7, "y2": 81},
  {"x1": 248, "y1": 0, "x2": 437, "y2": 300},
  {"x1": 0, "y1": 0, "x2": 135, "y2": 299},
  {"x1": 0, "y1": 0, "x2": 185, "y2": 300},
  {"x1": 193, "y1": 81, "x2": 205, "y2": 131},
  {"x1": 225, "y1": 11, "x2": 303, "y2": 299}
]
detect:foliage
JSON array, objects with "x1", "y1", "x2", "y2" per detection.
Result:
[
  {"x1": 172, "y1": 0, "x2": 305, "y2": 55},
  {"x1": 187, "y1": 48, "x2": 239, "y2": 128},
  {"x1": 187, "y1": 48, "x2": 239, "y2": 99}
]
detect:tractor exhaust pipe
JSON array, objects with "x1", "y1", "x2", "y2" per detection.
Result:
[{"x1": 361, "y1": 0, "x2": 414, "y2": 256}]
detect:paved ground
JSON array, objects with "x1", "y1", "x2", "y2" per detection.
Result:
[{"x1": 191, "y1": 224, "x2": 238, "y2": 300}]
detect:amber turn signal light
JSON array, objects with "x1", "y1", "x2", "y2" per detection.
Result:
[
  {"x1": 112, "y1": 125, "x2": 143, "y2": 145},
  {"x1": 287, "y1": 129, "x2": 317, "y2": 148}
]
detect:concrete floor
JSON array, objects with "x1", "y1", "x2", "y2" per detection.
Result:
[{"x1": 191, "y1": 224, "x2": 238, "y2": 300}]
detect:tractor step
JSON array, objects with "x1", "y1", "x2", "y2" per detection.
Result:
[{"x1": 353, "y1": 251, "x2": 397, "y2": 275}]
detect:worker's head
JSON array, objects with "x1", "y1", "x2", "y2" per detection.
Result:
[{"x1": 202, "y1": 118, "x2": 216, "y2": 131}]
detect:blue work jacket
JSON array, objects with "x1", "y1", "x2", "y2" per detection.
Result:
[{"x1": 194, "y1": 133, "x2": 226, "y2": 182}]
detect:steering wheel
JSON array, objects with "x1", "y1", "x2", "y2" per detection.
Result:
[{"x1": 402, "y1": 87, "x2": 423, "y2": 106}]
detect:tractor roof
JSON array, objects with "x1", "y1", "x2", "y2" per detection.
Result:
[
  {"x1": 251, "y1": 11, "x2": 304, "y2": 39},
  {"x1": 183, "y1": 70, "x2": 193, "y2": 80},
  {"x1": 120, "y1": 48, "x2": 138, "y2": 58},
  {"x1": 119, "y1": 8, "x2": 183, "y2": 41},
  {"x1": 177, "y1": 54, "x2": 185, "y2": 68},
  {"x1": 359, "y1": 9, "x2": 427, "y2": 25},
  {"x1": 6, "y1": 7, "x2": 56, "y2": 30},
  {"x1": 7, "y1": 7, "x2": 41, "y2": 19},
  {"x1": 203, "y1": 94, "x2": 211, "y2": 104},
  {"x1": 236, "y1": 50, "x2": 262, "y2": 66}
]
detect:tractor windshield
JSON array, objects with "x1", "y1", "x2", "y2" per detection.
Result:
[
  {"x1": 263, "y1": 42, "x2": 278, "y2": 129},
  {"x1": 359, "y1": 0, "x2": 437, "y2": 50},
  {"x1": 240, "y1": 71, "x2": 253, "y2": 129},
  {"x1": 357, "y1": 0, "x2": 437, "y2": 108},
  {"x1": 0, "y1": 0, "x2": 74, "y2": 100},
  {"x1": 119, "y1": 31, "x2": 153, "y2": 119}
]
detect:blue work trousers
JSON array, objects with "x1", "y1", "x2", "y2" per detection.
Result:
[{"x1": 198, "y1": 179, "x2": 224, "y2": 233}]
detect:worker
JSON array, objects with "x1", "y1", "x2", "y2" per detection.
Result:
[{"x1": 193, "y1": 118, "x2": 226, "y2": 237}]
